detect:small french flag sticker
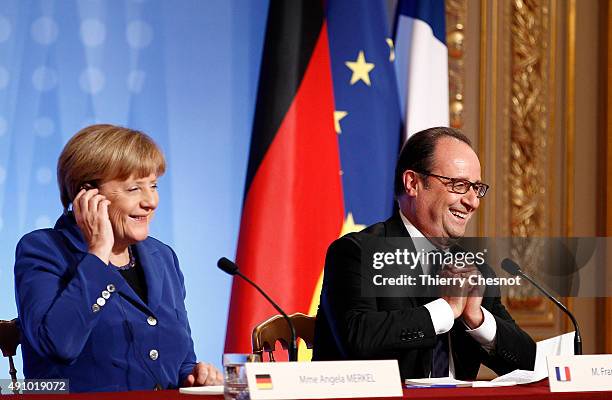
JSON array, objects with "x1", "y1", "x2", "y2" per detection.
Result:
[{"x1": 555, "y1": 366, "x2": 572, "y2": 382}]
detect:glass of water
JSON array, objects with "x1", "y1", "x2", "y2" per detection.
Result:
[{"x1": 223, "y1": 353, "x2": 261, "y2": 400}]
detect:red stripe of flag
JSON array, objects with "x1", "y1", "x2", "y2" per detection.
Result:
[
  {"x1": 256, "y1": 375, "x2": 272, "y2": 384},
  {"x1": 225, "y1": 1, "x2": 344, "y2": 355}
]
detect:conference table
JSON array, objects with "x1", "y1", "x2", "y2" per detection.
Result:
[{"x1": 2, "y1": 380, "x2": 611, "y2": 400}]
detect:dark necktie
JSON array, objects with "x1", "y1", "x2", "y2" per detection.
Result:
[
  {"x1": 431, "y1": 332, "x2": 450, "y2": 377},
  {"x1": 430, "y1": 254, "x2": 449, "y2": 377}
]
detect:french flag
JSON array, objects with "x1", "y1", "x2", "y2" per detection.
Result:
[
  {"x1": 394, "y1": 0, "x2": 449, "y2": 138},
  {"x1": 555, "y1": 366, "x2": 572, "y2": 382}
]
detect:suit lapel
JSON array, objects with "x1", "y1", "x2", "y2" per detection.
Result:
[
  {"x1": 133, "y1": 240, "x2": 162, "y2": 312},
  {"x1": 382, "y1": 214, "x2": 430, "y2": 306},
  {"x1": 385, "y1": 213, "x2": 436, "y2": 376},
  {"x1": 384, "y1": 213, "x2": 427, "y2": 277}
]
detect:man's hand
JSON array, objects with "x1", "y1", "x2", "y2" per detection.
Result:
[
  {"x1": 461, "y1": 267, "x2": 485, "y2": 329},
  {"x1": 182, "y1": 362, "x2": 223, "y2": 387},
  {"x1": 440, "y1": 265, "x2": 470, "y2": 319},
  {"x1": 443, "y1": 293, "x2": 467, "y2": 319}
]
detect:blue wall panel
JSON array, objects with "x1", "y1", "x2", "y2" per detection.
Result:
[{"x1": 0, "y1": 0, "x2": 268, "y2": 373}]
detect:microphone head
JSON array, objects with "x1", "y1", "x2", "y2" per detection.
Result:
[
  {"x1": 217, "y1": 257, "x2": 239, "y2": 275},
  {"x1": 501, "y1": 258, "x2": 522, "y2": 276}
]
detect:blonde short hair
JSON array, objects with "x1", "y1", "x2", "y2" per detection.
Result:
[{"x1": 57, "y1": 124, "x2": 166, "y2": 212}]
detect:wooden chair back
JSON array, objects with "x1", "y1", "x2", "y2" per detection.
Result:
[
  {"x1": 0, "y1": 319, "x2": 20, "y2": 394},
  {"x1": 252, "y1": 313, "x2": 315, "y2": 362}
]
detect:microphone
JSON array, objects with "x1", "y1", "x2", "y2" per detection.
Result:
[
  {"x1": 217, "y1": 257, "x2": 298, "y2": 361},
  {"x1": 501, "y1": 258, "x2": 582, "y2": 355},
  {"x1": 218, "y1": 257, "x2": 239, "y2": 275}
]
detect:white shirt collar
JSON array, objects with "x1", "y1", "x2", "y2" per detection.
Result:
[
  {"x1": 398, "y1": 209, "x2": 441, "y2": 274},
  {"x1": 398, "y1": 209, "x2": 437, "y2": 253}
]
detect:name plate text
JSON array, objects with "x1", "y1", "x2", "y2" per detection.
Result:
[
  {"x1": 245, "y1": 360, "x2": 402, "y2": 399},
  {"x1": 548, "y1": 354, "x2": 612, "y2": 392}
]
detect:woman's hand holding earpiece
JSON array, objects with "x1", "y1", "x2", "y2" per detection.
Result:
[{"x1": 73, "y1": 187, "x2": 114, "y2": 264}]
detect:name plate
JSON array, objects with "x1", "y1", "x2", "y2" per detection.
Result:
[
  {"x1": 245, "y1": 360, "x2": 402, "y2": 399},
  {"x1": 547, "y1": 355, "x2": 612, "y2": 392}
]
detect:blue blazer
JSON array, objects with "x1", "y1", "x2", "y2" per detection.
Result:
[{"x1": 14, "y1": 214, "x2": 197, "y2": 392}]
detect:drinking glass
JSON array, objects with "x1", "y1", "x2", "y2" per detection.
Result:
[{"x1": 223, "y1": 353, "x2": 261, "y2": 400}]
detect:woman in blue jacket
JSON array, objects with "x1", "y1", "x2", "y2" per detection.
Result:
[{"x1": 14, "y1": 124, "x2": 222, "y2": 392}]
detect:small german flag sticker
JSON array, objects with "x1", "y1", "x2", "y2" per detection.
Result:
[{"x1": 255, "y1": 374, "x2": 273, "y2": 390}]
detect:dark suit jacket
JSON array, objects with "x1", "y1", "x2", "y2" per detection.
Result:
[
  {"x1": 313, "y1": 214, "x2": 536, "y2": 380},
  {"x1": 14, "y1": 214, "x2": 197, "y2": 392}
]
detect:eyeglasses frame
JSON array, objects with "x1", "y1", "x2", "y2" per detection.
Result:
[{"x1": 414, "y1": 170, "x2": 490, "y2": 198}]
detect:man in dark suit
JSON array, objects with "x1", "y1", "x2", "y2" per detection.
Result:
[{"x1": 313, "y1": 127, "x2": 536, "y2": 379}]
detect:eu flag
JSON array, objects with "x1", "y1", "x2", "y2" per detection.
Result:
[{"x1": 327, "y1": 0, "x2": 402, "y2": 227}]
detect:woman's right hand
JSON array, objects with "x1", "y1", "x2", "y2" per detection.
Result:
[{"x1": 73, "y1": 188, "x2": 114, "y2": 264}]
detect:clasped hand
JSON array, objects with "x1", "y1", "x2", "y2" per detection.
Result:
[{"x1": 440, "y1": 264, "x2": 485, "y2": 328}]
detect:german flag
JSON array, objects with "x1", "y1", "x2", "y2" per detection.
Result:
[
  {"x1": 255, "y1": 374, "x2": 273, "y2": 390},
  {"x1": 224, "y1": 0, "x2": 344, "y2": 356},
  {"x1": 225, "y1": 0, "x2": 401, "y2": 358}
]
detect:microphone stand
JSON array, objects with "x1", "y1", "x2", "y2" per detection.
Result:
[
  {"x1": 514, "y1": 270, "x2": 582, "y2": 355},
  {"x1": 502, "y1": 258, "x2": 582, "y2": 356},
  {"x1": 234, "y1": 271, "x2": 298, "y2": 361},
  {"x1": 217, "y1": 257, "x2": 298, "y2": 361}
]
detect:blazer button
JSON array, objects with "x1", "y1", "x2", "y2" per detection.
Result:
[
  {"x1": 149, "y1": 349, "x2": 159, "y2": 361},
  {"x1": 92, "y1": 304, "x2": 100, "y2": 313},
  {"x1": 101, "y1": 290, "x2": 111, "y2": 300},
  {"x1": 107, "y1": 284, "x2": 116, "y2": 293},
  {"x1": 147, "y1": 316, "x2": 158, "y2": 326},
  {"x1": 418, "y1": 332, "x2": 424, "y2": 338},
  {"x1": 96, "y1": 297, "x2": 106, "y2": 307}
]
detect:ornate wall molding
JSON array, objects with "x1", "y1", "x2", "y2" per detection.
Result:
[
  {"x1": 474, "y1": 0, "x2": 604, "y2": 347},
  {"x1": 446, "y1": 0, "x2": 467, "y2": 129},
  {"x1": 509, "y1": 0, "x2": 549, "y2": 239},
  {"x1": 505, "y1": 0, "x2": 556, "y2": 325}
]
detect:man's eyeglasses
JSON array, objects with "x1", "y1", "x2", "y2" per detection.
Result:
[{"x1": 415, "y1": 171, "x2": 490, "y2": 198}]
